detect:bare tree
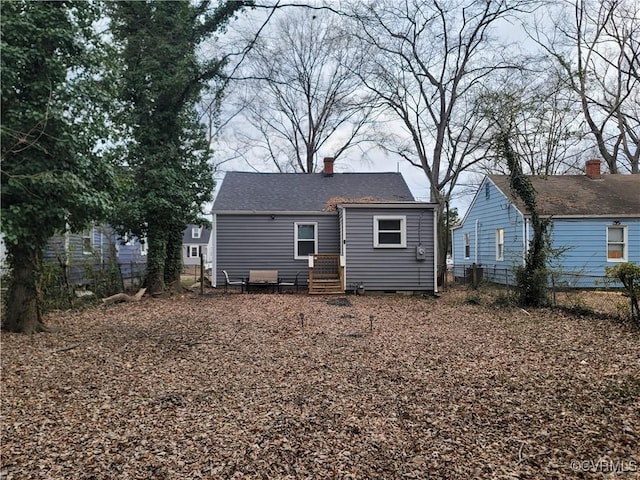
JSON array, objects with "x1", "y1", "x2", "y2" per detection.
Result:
[
  {"x1": 476, "y1": 69, "x2": 585, "y2": 176},
  {"x1": 531, "y1": 0, "x2": 639, "y2": 173},
  {"x1": 226, "y1": 8, "x2": 377, "y2": 173},
  {"x1": 347, "y1": 0, "x2": 538, "y2": 277},
  {"x1": 348, "y1": 0, "x2": 539, "y2": 203}
]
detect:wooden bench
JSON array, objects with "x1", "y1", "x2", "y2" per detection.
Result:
[{"x1": 247, "y1": 270, "x2": 279, "y2": 293}]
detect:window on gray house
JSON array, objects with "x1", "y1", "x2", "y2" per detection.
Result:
[
  {"x1": 295, "y1": 223, "x2": 317, "y2": 259},
  {"x1": 373, "y1": 216, "x2": 406, "y2": 248}
]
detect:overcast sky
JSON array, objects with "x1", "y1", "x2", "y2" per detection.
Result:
[{"x1": 206, "y1": 1, "x2": 552, "y2": 217}]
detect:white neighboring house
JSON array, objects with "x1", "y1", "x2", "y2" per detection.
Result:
[
  {"x1": 0, "y1": 233, "x2": 7, "y2": 275},
  {"x1": 183, "y1": 224, "x2": 211, "y2": 269}
]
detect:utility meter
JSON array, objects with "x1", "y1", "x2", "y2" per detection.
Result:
[{"x1": 415, "y1": 245, "x2": 427, "y2": 261}]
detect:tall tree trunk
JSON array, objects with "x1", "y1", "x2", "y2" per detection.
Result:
[
  {"x1": 500, "y1": 132, "x2": 550, "y2": 307},
  {"x1": 429, "y1": 185, "x2": 447, "y2": 287},
  {"x1": 4, "y1": 245, "x2": 46, "y2": 333},
  {"x1": 435, "y1": 202, "x2": 447, "y2": 287},
  {"x1": 145, "y1": 228, "x2": 166, "y2": 294},
  {"x1": 164, "y1": 226, "x2": 183, "y2": 291}
]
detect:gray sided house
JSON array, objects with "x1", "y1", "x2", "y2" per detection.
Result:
[
  {"x1": 182, "y1": 224, "x2": 212, "y2": 267},
  {"x1": 210, "y1": 159, "x2": 438, "y2": 294},
  {"x1": 451, "y1": 160, "x2": 640, "y2": 287}
]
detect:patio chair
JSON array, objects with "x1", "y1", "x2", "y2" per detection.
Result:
[
  {"x1": 223, "y1": 270, "x2": 245, "y2": 293},
  {"x1": 278, "y1": 272, "x2": 300, "y2": 293}
]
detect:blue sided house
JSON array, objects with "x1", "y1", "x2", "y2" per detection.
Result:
[
  {"x1": 451, "y1": 160, "x2": 640, "y2": 287},
  {"x1": 43, "y1": 224, "x2": 147, "y2": 288}
]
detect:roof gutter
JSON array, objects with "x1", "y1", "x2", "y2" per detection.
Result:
[
  {"x1": 212, "y1": 210, "x2": 338, "y2": 215},
  {"x1": 337, "y1": 202, "x2": 438, "y2": 209},
  {"x1": 522, "y1": 214, "x2": 640, "y2": 219}
]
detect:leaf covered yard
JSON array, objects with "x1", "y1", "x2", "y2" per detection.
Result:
[{"x1": 2, "y1": 292, "x2": 639, "y2": 479}]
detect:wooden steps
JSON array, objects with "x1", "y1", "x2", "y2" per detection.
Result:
[
  {"x1": 308, "y1": 254, "x2": 344, "y2": 294},
  {"x1": 308, "y1": 278, "x2": 343, "y2": 295}
]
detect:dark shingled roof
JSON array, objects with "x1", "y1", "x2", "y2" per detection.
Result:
[
  {"x1": 182, "y1": 225, "x2": 211, "y2": 243},
  {"x1": 213, "y1": 172, "x2": 415, "y2": 212},
  {"x1": 488, "y1": 174, "x2": 640, "y2": 216}
]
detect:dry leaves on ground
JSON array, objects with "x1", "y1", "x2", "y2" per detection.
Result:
[{"x1": 1, "y1": 290, "x2": 639, "y2": 479}]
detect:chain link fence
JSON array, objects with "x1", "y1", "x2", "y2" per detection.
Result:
[
  {"x1": 2, "y1": 260, "x2": 147, "y2": 321},
  {"x1": 37, "y1": 260, "x2": 147, "y2": 312},
  {"x1": 445, "y1": 263, "x2": 636, "y2": 323}
]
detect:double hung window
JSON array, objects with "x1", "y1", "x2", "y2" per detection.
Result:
[
  {"x1": 373, "y1": 216, "x2": 406, "y2": 248},
  {"x1": 295, "y1": 223, "x2": 317, "y2": 259}
]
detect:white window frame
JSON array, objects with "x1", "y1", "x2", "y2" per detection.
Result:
[
  {"x1": 82, "y1": 228, "x2": 93, "y2": 255},
  {"x1": 606, "y1": 225, "x2": 627, "y2": 262},
  {"x1": 496, "y1": 228, "x2": 505, "y2": 261},
  {"x1": 373, "y1": 215, "x2": 406, "y2": 248},
  {"x1": 294, "y1": 222, "x2": 318, "y2": 260},
  {"x1": 192, "y1": 227, "x2": 201, "y2": 239},
  {"x1": 464, "y1": 232, "x2": 471, "y2": 259},
  {"x1": 187, "y1": 245, "x2": 200, "y2": 258}
]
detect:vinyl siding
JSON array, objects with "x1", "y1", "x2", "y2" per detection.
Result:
[
  {"x1": 43, "y1": 228, "x2": 115, "y2": 264},
  {"x1": 342, "y1": 206, "x2": 435, "y2": 291},
  {"x1": 115, "y1": 241, "x2": 147, "y2": 264},
  {"x1": 452, "y1": 178, "x2": 525, "y2": 284},
  {"x1": 452, "y1": 178, "x2": 526, "y2": 267},
  {"x1": 183, "y1": 245, "x2": 209, "y2": 266},
  {"x1": 43, "y1": 226, "x2": 116, "y2": 284},
  {"x1": 182, "y1": 225, "x2": 212, "y2": 266},
  {"x1": 549, "y1": 218, "x2": 640, "y2": 285},
  {"x1": 215, "y1": 213, "x2": 339, "y2": 285}
]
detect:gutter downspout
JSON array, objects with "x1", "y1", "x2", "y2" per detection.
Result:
[
  {"x1": 433, "y1": 207, "x2": 438, "y2": 293},
  {"x1": 340, "y1": 207, "x2": 347, "y2": 290},
  {"x1": 211, "y1": 214, "x2": 217, "y2": 287},
  {"x1": 523, "y1": 217, "x2": 528, "y2": 266}
]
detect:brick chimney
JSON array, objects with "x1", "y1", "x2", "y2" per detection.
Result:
[
  {"x1": 585, "y1": 159, "x2": 602, "y2": 179},
  {"x1": 323, "y1": 157, "x2": 335, "y2": 177}
]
